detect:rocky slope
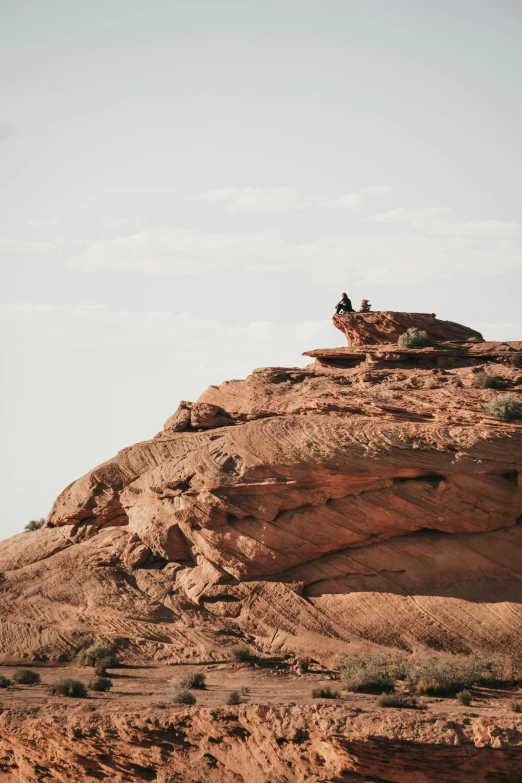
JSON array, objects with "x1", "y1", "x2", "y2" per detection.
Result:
[
  {"x1": 1, "y1": 311, "x2": 521, "y2": 663},
  {"x1": 1, "y1": 310, "x2": 522, "y2": 782}
]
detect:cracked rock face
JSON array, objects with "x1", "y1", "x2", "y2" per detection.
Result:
[{"x1": 1, "y1": 313, "x2": 521, "y2": 661}]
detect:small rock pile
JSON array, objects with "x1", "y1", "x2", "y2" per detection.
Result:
[{"x1": 359, "y1": 299, "x2": 371, "y2": 312}]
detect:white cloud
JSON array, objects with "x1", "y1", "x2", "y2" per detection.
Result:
[
  {"x1": 187, "y1": 186, "x2": 309, "y2": 213},
  {"x1": 369, "y1": 207, "x2": 452, "y2": 222},
  {"x1": 318, "y1": 193, "x2": 368, "y2": 209},
  {"x1": 26, "y1": 217, "x2": 61, "y2": 226},
  {"x1": 361, "y1": 184, "x2": 392, "y2": 194},
  {"x1": 0, "y1": 237, "x2": 64, "y2": 252},
  {"x1": 66, "y1": 223, "x2": 522, "y2": 284}
]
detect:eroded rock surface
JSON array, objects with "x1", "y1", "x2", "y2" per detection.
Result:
[
  {"x1": 333, "y1": 310, "x2": 484, "y2": 346},
  {"x1": 1, "y1": 705, "x2": 522, "y2": 783},
  {"x1": 0, "y1": 313, "x2": 521, "y2": 663}
]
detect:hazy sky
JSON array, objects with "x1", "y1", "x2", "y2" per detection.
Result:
[{"x1": 1, "y1": 0, "x2": 521, "y2": 538}]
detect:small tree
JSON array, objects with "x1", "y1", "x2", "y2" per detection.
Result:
[{"x1": 24, "y1": 518, "x2": 45, "y2": 532}]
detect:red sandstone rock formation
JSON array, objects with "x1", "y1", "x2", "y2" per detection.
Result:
[
  {"x1": 0, "y1": 311, "x2": 521, "y2": 781},
  {"x1": 1, "y1": 704, "x2": 522, "y2": 783},
  {"x1": 334, "y1": 310, "x2": 484, "y2": 346},
  {"x1": 0, "y1": 313, "x2": 520, "y2": 663}
]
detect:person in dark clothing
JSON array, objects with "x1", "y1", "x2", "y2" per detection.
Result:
[{"x1": 335, "y1": 292, "x2": 355, "y2": 314}]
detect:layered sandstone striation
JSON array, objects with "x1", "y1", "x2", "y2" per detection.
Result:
[
  {"x1": 333, "y1": 310, "x2": 484, "y2": 346},
  {"x1": 0, "y1": 312, "x2": 521, "y2": 663}
]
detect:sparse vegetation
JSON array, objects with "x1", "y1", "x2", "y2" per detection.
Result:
[
  {"x1": 387, "y1": 382, "x2": 403, "y2": 390},
  {"x1": 297, "y1": 656, "x2": 312, "y2": 672},
  {"x1": 0, "y1": 675, "x2": 12, "y2": 688},
  {"x1": 409, "y1": 654, "x2": 508, "y2": 696},
  {"x1": 77, "y1": 643, "x2": 118, "y2": 669},
  {"x1": 453, "y1": 377, "x2": 463, "y2": 387},
  {"x1": 424, "y1": 376, "x2": 437, "y2": 389},
  {"x1": 508, "y1": 354, "x2": 522, "y2": 368},
  {"x1": 398, "y1": 328, "x2": 430, "y2": 348},
  {"x1": 312, "y1": 686, "x2": 340, "y2": 700},
  {"x1": 473, "y1": 371, "x2": 503, "y2": 389},
  {"x1": 229, "y1": 644, "x2": 254, "y2": 663},
  {"x1": 89, "y1": 676, "x2": 113, "y2": 692},
  {"x1": 457, "y1": 689, "x2": 472, "y2": 706},
  {"x1": 226, "y1": 690, "x2": 243, "y2": 705},
  {"x1": 51, "y1": 678, "x2": 87, "y2": 698},
  {"x1": 377, "y1": 692, "x2": 421, "y2": 709},
  {"x1": 13, "y1": 669, "x2": 40, "y2": 685},
  {"x1": 483, "y1": 394, "x2": 522, "y2": 421},
  {"x1": 338, "y1": 651, "x2": 518, "y2": 699},
  {"x1": 239, "y1": 686, "x2": 250, "y2": 696},
  {"x1": 24, "y1": 517, "x2": 45, "y2": 532},
  {"x1": 171, "y1": 687, "x2": 196, "y2": 705},
  {"x1": 179, "y1": 671, "x2": 206, "y2": 690},
  {"x1": 339, "y1": 651, "x2": 406, "y2": 694},
  {"x1": 509, "y1": 699, "x2": 522, "y2": 713}
]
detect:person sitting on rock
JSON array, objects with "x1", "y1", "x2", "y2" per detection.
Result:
[{"x1": 335, "y1": 292, "x2": 355, "y2": 314}]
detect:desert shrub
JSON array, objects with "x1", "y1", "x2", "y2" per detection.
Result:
[
  {"x1": 77, "y1": 643, "x2": 118, "y2": 668},
  {"x1": 51, "y1": 678, "x2": 87, "y2": 698},
  {"x1": 410, "y1": 654, "x2": 503, "y2": 696},
  {"x1": 473, "y1": 371, "x2": 503, "y2": 389},
  {"x1": 297, "y1": 656, "x2": 311, "y2": 672},
  {"x1": 239, "y1": 686, "x2": 250, "y2": 696},
  {"x1": 509, "y1": 699, "x2": 522, "y2": 713},
  {"x1": 453, "y1": 377, "x2": 463, "y2": 387},
  {"x1": 377, "y1": 692, "x2": 420, "y2": 709},
  {"x1": 339, "y1": 651, "x2": 406, "y2": 693},
  {"x1": 508, "y1": 354, "x2": 522, "y2": 368},
  {"x1": 24, "y1": 517, "x2": 45, "y2": 532},
  {"x1": 387, "y1": 382, "x2": 403, "y2": 390},
  {"x1": 457, "y1": 689, "x2": 472, "y2": 706},
  {"x1": 398, "y1": 328, "x2": 429, "y2": 349},
  {"x1": 89, "y1": 676, "x2": 113, "y2": 692},
  {"x1": 229, "y1": 644, "x2": 254, "y2": 663},
  {"x1": 13, "y1": 669, "x2": 40, "y2": 685},
  {"x1": 0, "y1": 675, "x2": 12, "y2": 688},
  {"x1": 171, "y1": 687, "x2": 196, "y2": 705},
  {"x1": 484, "y1": 394, "x2": 522, "y2": 421},
  {"x1": 226, "y1": 690, "x2": 243, "y2": 705},
  {"x1": 424, "y1": 376, "x2": 437, "y2": 389},
  {"x1": 179, "y1": 671, "x2": 206, "y2": 690},
  {"x1": 312, "y1": 686, "x2": 340, "y2": 700}
]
